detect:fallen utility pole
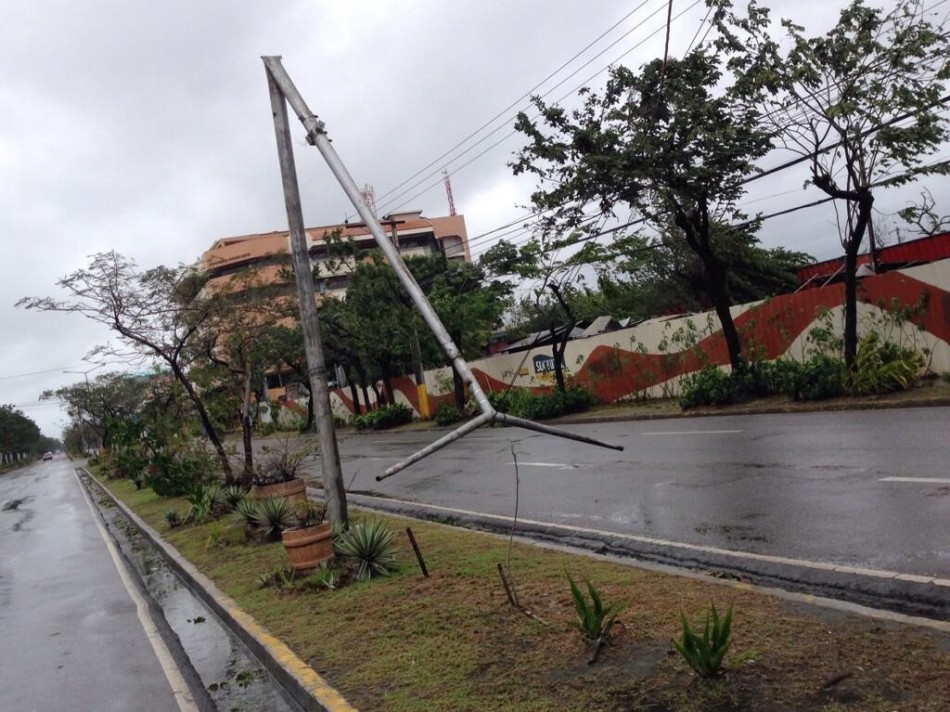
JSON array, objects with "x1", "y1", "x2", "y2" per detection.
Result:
[{"x1": 262, "y1": 56, "x2": 623, "y2": 482}]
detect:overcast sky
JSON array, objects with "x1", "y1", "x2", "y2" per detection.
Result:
[{"x1": 2, "y1": 0, "x2": 947, "y2": 438}]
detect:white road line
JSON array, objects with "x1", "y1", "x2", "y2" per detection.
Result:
[
  {"x1": 75, "y1": 472, "x2": 199, "y2": 712},
  {"x1": 352, "y1": 494, "x2": 950, "y2": 588},
  {"x1": 519, "y1": 462, "x2": 579, "y2": 470},
  {"x1": 880, "y1": 477, "x2": 950, "y2": 484},
  {"x1": 642, "y1": 429, "x2": 745, "y2": 436}
]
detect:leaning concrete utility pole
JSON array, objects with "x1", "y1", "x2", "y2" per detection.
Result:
[
  {"x1": 262, "y1": 56, "x2": 622, "y2": 483},
  {"x1": 266, "y1": 68, "x2": 348, "y2": 526}
]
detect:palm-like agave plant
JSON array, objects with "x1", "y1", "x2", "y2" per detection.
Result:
[
  {"x1": 252, "y1": 497, "x2": 294, "y2": 542},
  {"x1": 234, "y1": 497, "x2": 259, "y2": 528},
  {"x1": 334, "y1": 519, "x2": 398, "y2": 580},
  {"x1": 221, "y1": 484, "x2": 248, "y2": 512}
]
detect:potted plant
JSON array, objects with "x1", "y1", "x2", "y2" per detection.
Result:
[
  {"x1": 251, "y1": 449, "x2": 307, "y2": 505},
  {"x1": 281, "y1": 500, "x2": 334, "y2": 573}
]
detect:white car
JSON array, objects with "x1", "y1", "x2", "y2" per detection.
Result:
[{"x1": 42, "y1": 452, "x2": 54, "y2": 461}]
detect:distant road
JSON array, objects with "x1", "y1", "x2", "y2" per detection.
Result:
[
  {"x1": 0, "y1": 459, "x2": 194, "y2": 711},
  {"x1": 327, "y1": 407, "x2": 950, "y2": 579}
]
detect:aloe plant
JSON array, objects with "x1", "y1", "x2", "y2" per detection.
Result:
[
  {"x1": 673, "y1": 603, "x2": 734, "y2": 678},
  {"x1": 567, "y1": 574, "x2": 624, "y2": 643}
]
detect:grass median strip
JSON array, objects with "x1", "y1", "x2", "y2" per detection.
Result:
[{"x1": 102, "y1": 477, "x2": 949, "y2": 712}]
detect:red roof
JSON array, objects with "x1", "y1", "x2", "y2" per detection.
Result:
[{"x1": 796, "y1": 232, "x2": 950, "y2": 285}]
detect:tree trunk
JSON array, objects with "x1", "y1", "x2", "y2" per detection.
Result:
[
  {"x1": 348, "y1": 380, "x2": 361, "y2": 417},
  {"x1": 241, "y1": 373, "x2": 254, "y2": 479},
  {"x1": 449, "y1": 329, "x2": 466, "y2": 409},
  {"x1": 170, "y1": 362, "x2": 233, "y2": 479},
  {"x1": 705, "y1": 263, "x2": 744, "y2": 371},
  {"x1": 452, "y1": 364, "x2": 466, "y2": 409},
  {"x1": 548, "y1": 284, "x2": 577, "y2": 393},
  {"x1": 842, "y1": 245, "x2": 860, "y2": 368},
  {"x1": 808, "y1": 177, "x2": 874, "y2": 370},
  {"x1": 304, "y1": 384, "x2": 315, "y2": 432}
]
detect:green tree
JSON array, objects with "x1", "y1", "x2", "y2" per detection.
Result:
[
  {"x1": 479, "y1": 235, "x2": 587, "y2": 392},
  {"x1": 0, "y1": 405, "x2": 42, "y2": 464},
  {"x1": 717, "y1": 0, "x2": 950, "y2": 367},
  {"x1": 41, "y1": 371, "x2": 146, "y2": 452},
  {"x1": 511, "y1": 46, "x2": 774, "y2": 370},
  {"x1": 407, "y1": 256, "x2": 510, "y2": 406}
]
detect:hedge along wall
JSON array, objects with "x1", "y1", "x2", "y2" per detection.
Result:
[{"x1": 326, "y1": 259, "x2": 950, "y2": 420}]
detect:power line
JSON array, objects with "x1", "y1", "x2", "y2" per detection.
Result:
[
  {"x1": 377, "y1": 1, "x2": 701, "y2": 216},
  {"x1": 0, "y1": 365, "x2": 86, "y2": 381},
  {"x1": 373, "y1": 0, "x2": 661, "y2": 208}
]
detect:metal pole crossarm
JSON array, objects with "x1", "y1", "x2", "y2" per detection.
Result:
[{"x1": 262, "y1": 57, "x2": 623, "y2": 481}]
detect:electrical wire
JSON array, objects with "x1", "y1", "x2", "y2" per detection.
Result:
[
  {"x1": 372, "y1": 0, "x2": 662, "y2": 209},
  {"x1": 376, "y1": 0, "x2": 702, "y2": 216}
]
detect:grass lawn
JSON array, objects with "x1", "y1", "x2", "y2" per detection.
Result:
[{"x1": 100, "y1": 476, "x2": 949, "y2": 712}]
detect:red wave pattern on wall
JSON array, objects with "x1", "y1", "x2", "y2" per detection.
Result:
[{"x1": 329, "y1": 271, "x2": 949, "y2": 414}]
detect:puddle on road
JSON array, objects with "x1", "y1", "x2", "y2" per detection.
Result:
[{"x1": 81, "y1": 474, "x2": 299, "y2": 712}]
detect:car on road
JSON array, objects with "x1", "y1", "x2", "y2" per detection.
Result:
[{"x1": 42, "y1": 452, "x2": 53, "y2": 461}]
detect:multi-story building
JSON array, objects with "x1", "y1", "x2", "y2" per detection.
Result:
[
  {"x1": 198, "y1": 211, "x2": 471, "y2": 406},
  {"x1": 201, "y1": 211, "x2": 470, "y2": 299}
]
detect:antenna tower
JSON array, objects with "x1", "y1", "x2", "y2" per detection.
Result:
[
  {"x1": 360, "y1": 183, "x2": 377, "y2": 217},
  {"x1": 442, "y1": 169, "x2": 457, "y2": 216}
]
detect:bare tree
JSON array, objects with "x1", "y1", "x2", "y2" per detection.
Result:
[
  {"x1": 18, "y1": 251, "x2": 234, "y2": 478},
  {"x1": 898, "y1": 188, "x2": 950, "y2": 237}
]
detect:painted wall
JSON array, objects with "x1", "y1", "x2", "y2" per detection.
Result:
[{"x1": 324, "y1": 259, "x2": 950, "y2": 419}]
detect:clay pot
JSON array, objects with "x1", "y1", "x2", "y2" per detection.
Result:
[
  {"x1": 282, "y1": 522, "x2": 334, "y2": 573},
  {"x1": 251, "y1": 478, "x2": 307, "y2": 505}
]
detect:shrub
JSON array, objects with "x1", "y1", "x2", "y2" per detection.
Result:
[
  {"x1": 184, "y1": 484, "x2": 226, "y2": 524},
  {"x1": 164, "y1": 510, "x2": 183, "y2": 529},
  {"x1": 334, "y1": 519, "x2": 398, "y2": 580},
  {"x1": 797, "y1": 355, "x2": 847, "y2": 401},
  {"x1": 567, "y1": 574, "x2": 624, "y2": 644},
  {"x1": 291, "y1": 499, "x2": 326, "y2": 529},
  {"x1": 252, "y1": 449, "x2": 303, "y2": 486},
  {"x1": 146, "y1": 441, "x2": 216, "y2": 498},
  {"x1": 434, "y1": 403, "x2": 463, "y2": 426},
  {"x1": 489, "y1": 386, "x2": 597, "y2": 420},
  {"x1": 849, "y1": 332, "x2": 925, "y2": 395},
  {"x1": 354, "y1": 403, "x2": 414, "y2": 431},
  {"x1": 679, "y1": 367, "x2": 744, "y2": 409},
  {"x1": 673, "y1": 603, "x2": 733, "y2": 679}
]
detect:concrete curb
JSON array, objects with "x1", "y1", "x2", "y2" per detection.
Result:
[
  {"x1": 337, "y1": 394, "x2": 950, "y2": 436},
  {"x1": 344, "y1": 492, "x2": 950, "y2": 623},
  {"x1": 79, "y1": 469, "x2": 356, "y2": 712}
]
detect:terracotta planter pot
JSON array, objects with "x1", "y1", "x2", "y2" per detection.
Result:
[
  {"x1": 282, "y1": 522, "x2": 334, "y2": 573},
  {"x1": 251, "y1": 478, "x2": 307, "y2": 505}
]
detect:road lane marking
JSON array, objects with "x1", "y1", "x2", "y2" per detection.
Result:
[
  {"x1": 880, "y1": 477, "x2": 950, "y2": 484},
  {"x1": 642, "y1": 429, "x2": 744, "y2": 436},
  {"x1": 75, "y1": 472, "x2": 199, "y2": 712},
  {"x1": 519, "y1": 462, "x2": 580, "y2": 470},
  {"x1": 350, "y1": 494, "x2": 950, "y2": 588}
]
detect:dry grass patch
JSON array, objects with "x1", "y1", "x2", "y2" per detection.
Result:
[{"x1": 99, "y1": 476, "x2": 950, "y2": 712}]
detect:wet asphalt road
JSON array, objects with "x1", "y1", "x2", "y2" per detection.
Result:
[
  {"x1": 0, "y1": 458, "x2": 184, "y2": 712},
  {"x1": 323, "y1": 407, "x2": 950, "y2": 578}
]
